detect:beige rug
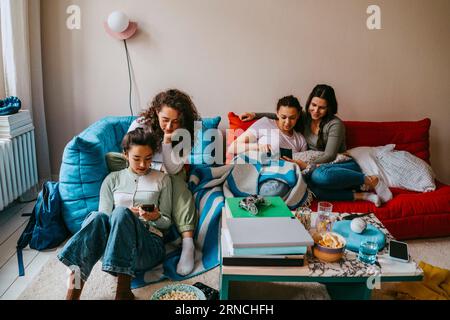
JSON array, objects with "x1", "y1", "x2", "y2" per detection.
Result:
[{"x1": 18, "y1": 237, "x2": 450, "y2": 300}]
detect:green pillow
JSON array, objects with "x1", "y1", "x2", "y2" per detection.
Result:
[{"x1": 105, "y1": 152, "x2": 127, "y2": 172}]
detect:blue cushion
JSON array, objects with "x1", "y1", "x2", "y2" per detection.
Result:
[
  {"x1": 59, "y1": 116, "x2": 136, "y2": 234},
  {"x1": 59, "y1": 115, "x2": 221, "y2": 234},
  {"x1": 190, "y1": 116, "x2": 221, "y2": 165},
  {"x1": 332, "y1": 220, "x2": 386, "y2": 253}
]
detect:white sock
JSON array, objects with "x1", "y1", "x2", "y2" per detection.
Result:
[
  {"x1": 176, "y1": 237, "x2": 195, "y2": 276},
  {"x1": 361, "y1": 192, "x2": 381, "y2": 207},
  {"x1": 374, "y1": 178, "x2": 393, "y2": 203}
]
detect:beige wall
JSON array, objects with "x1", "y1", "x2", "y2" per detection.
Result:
[{"x1": 41, "y1": 0, "x2": 450, "y2": 183}]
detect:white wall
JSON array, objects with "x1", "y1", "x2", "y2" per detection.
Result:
[{"x1": 41, "y1": 0, "x2": 450, "y2": 182}]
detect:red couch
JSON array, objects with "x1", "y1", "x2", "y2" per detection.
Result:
[{"x1": 227, "y1": 112, "x2": 450, "y2": 240}]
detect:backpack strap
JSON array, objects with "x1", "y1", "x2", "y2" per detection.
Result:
[
  {"x1": 17, "y1": 249, "x2": 25, "y2": 277},
  {"x1": 16, "y1": 188, "x2": 44, "y2": 277},
  {"x1": 16, "y1": 207, "x2": 37, "y2": 277}
]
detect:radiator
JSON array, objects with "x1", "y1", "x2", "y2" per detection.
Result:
[{"x1": 0, "y1": 130, "x2": 38, "y2": 211}]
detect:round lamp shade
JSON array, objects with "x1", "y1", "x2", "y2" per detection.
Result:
[{"x1": 107, "y1": 11, "x2": 129, "y2": 33}]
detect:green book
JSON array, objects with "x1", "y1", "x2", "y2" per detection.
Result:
[{"x1": 225, "y1": 196, "x2": 293, "y2": 218}]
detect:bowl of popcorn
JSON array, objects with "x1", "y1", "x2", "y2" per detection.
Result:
[
  {"x1": 312, "y1": 232, "x2": 346, "y2": 263},
  {"x1": 151, "y1": 284, "x2": 206, "y2": 300}
]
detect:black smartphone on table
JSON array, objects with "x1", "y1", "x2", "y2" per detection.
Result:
[
  {"x1": 141, "y1": 204, "x2": 155, "y2": 212},
  {"x1": 388, "y1": 240, "x2": 410, "y2": 262},
  {"x1": 280, "y1": 148, "x2": 293, "y2": 159}
]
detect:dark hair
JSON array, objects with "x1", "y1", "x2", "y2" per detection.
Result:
[
  {"x1": 304, "y1": 84, "x2": 338, "y2": 149},
  {"x1": 276, "y1": 95, "x2": 301, "y2": 112},
  {"x1": 139, "y1": 89, "x2": 200, "y2": 147},
  {"x1": 276, "y1": 95, "x2": 304, "y2": 132},
  {"x1": 121, "y1": 127, "x2": 158, "y2": 153}
]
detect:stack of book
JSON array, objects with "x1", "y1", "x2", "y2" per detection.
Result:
[
  {"x1": 221, "y1": 196, "x2": 314, "y2": 267},
  {"x1": 0, "y1": 110, "x2": 34, "y2": 139}
]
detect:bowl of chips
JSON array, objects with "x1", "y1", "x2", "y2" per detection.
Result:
[
  {"x1": 151, "y1": 284, "x2": 206, "y2": 300},
  {"x1": 312, "y1": 232, "x2": 346, "y2": 263}
]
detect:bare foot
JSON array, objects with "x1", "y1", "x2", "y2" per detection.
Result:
[
  {"x1": 66, "y1": 271, "x2": 84, "y2": 300},
  {"x1": 364, "y1": 176, "x2": 379, "y2": 191}
]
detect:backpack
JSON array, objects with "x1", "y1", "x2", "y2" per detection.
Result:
[{"x1": 16, "y1": 181, "x2": 69, "y2": 276}]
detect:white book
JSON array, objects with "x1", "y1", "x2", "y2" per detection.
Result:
[
  {"x1": 0, "y1": 123, "x2": 34, "y2": 138},
  {"x1": 221, "y1": 228, "x2": 234, "y2": 257},
  {"x1": 0, "y1": 110, "x2": 31, "y2": 125},
  {"x1": 227, "y1": 217, "x2": 314, "y2": 248},
  {"x1": 0, "y1": 118, "x2": 33, "y2": 130}
]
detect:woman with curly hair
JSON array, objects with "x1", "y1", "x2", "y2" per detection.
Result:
[{"x1": 108, "y1": 89, "x2": 200, "y2": 276}]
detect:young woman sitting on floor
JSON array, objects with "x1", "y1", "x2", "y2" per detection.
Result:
[{"x1": 58, "y1": 128, "x2": 172, "y2": 300}]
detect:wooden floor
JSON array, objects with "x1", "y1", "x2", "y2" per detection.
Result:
[{"x1": 0, "y1": 200, "x2": 60, "y2": 300}]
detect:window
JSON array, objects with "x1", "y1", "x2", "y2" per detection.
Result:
[{"x1": 0, "y1": 7, "x2": 6, "y2": 99}]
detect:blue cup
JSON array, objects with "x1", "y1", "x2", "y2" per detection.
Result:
[{"x1": 358, "y1": 240, "x2": 378, "y2": 264}]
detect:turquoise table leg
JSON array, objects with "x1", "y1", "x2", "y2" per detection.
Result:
[
  {"x1": 220, "y1": 275, "x2": 230, "y2": 300},
  {"x1": 325, "y1": 283, "x2": 372, "y2": 300}
]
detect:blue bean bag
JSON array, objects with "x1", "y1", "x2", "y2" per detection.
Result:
[{"x1": 59, "y1": 116, "x2": 221, "y2": 234}]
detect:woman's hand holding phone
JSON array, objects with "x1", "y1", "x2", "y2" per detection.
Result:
[{"x1": 139, "y1": 206, "x2": 161, "y2": 221}]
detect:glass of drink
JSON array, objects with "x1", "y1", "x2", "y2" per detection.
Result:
[
  {"x1": 316, "y1": 202, "x2": 334, "y2": 233},
  {"x1": 358, "y1": 238, "x2": 379, "y2": 265}
]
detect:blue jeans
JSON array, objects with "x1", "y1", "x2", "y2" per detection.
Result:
[
  {"x1": 57, "y1": 207, "x2": 165, "y2": 282},
  {"x1": 307, "y1": 160, "x2": 365, "y2": 201}
]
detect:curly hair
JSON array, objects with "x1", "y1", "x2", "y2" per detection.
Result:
[{"x1": 138, "y1": 89, "x2": 200, "y2": 148}]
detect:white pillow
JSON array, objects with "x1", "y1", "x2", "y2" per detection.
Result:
[
  {"x1": 348, "y1": 144, "x2": 436, "y2": 192},
  {"x1": 346, "y1": 146, "x2": 384, "y2": 177},
  {"x1": 377, "y1": 150, "x2": 436, "y2": 192}
]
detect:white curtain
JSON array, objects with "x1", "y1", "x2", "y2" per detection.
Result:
[{"x1": 0, "y1": 0, "x2": 51, "y2": 182}]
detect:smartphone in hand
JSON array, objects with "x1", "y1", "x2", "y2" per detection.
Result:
[
  {"x1": 280, "y1": 148, "x2": 293, "y2": 159},
  {"x1": 141, "y1": 204, "x2": 155, "y2": 212}
]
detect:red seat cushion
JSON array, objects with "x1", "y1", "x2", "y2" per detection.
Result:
[
  {"x1": 226, "y1": 112, "x2": 259, "y2": 163},
  {"x1": 344, "y1": 118, "x2": 431, "y2": 163},
  {"x1": 227, "y1": 112, "x2": 257, "y2": 142}
]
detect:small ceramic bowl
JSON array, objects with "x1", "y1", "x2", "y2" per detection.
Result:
[
  {"x1": 151, "y1": 284, "x2": 206, "y2": 300},
  {"x1": 312, "y1": 232, "x2": 347, "y2": 263}
]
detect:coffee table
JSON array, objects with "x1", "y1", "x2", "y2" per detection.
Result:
[{"x1": 219, "y1": 211, "x2": 423, "y2": 300}]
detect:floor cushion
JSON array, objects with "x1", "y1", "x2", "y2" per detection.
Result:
[{"x1": 59, "y1": 116, "x2": 135, "y2": 234}]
